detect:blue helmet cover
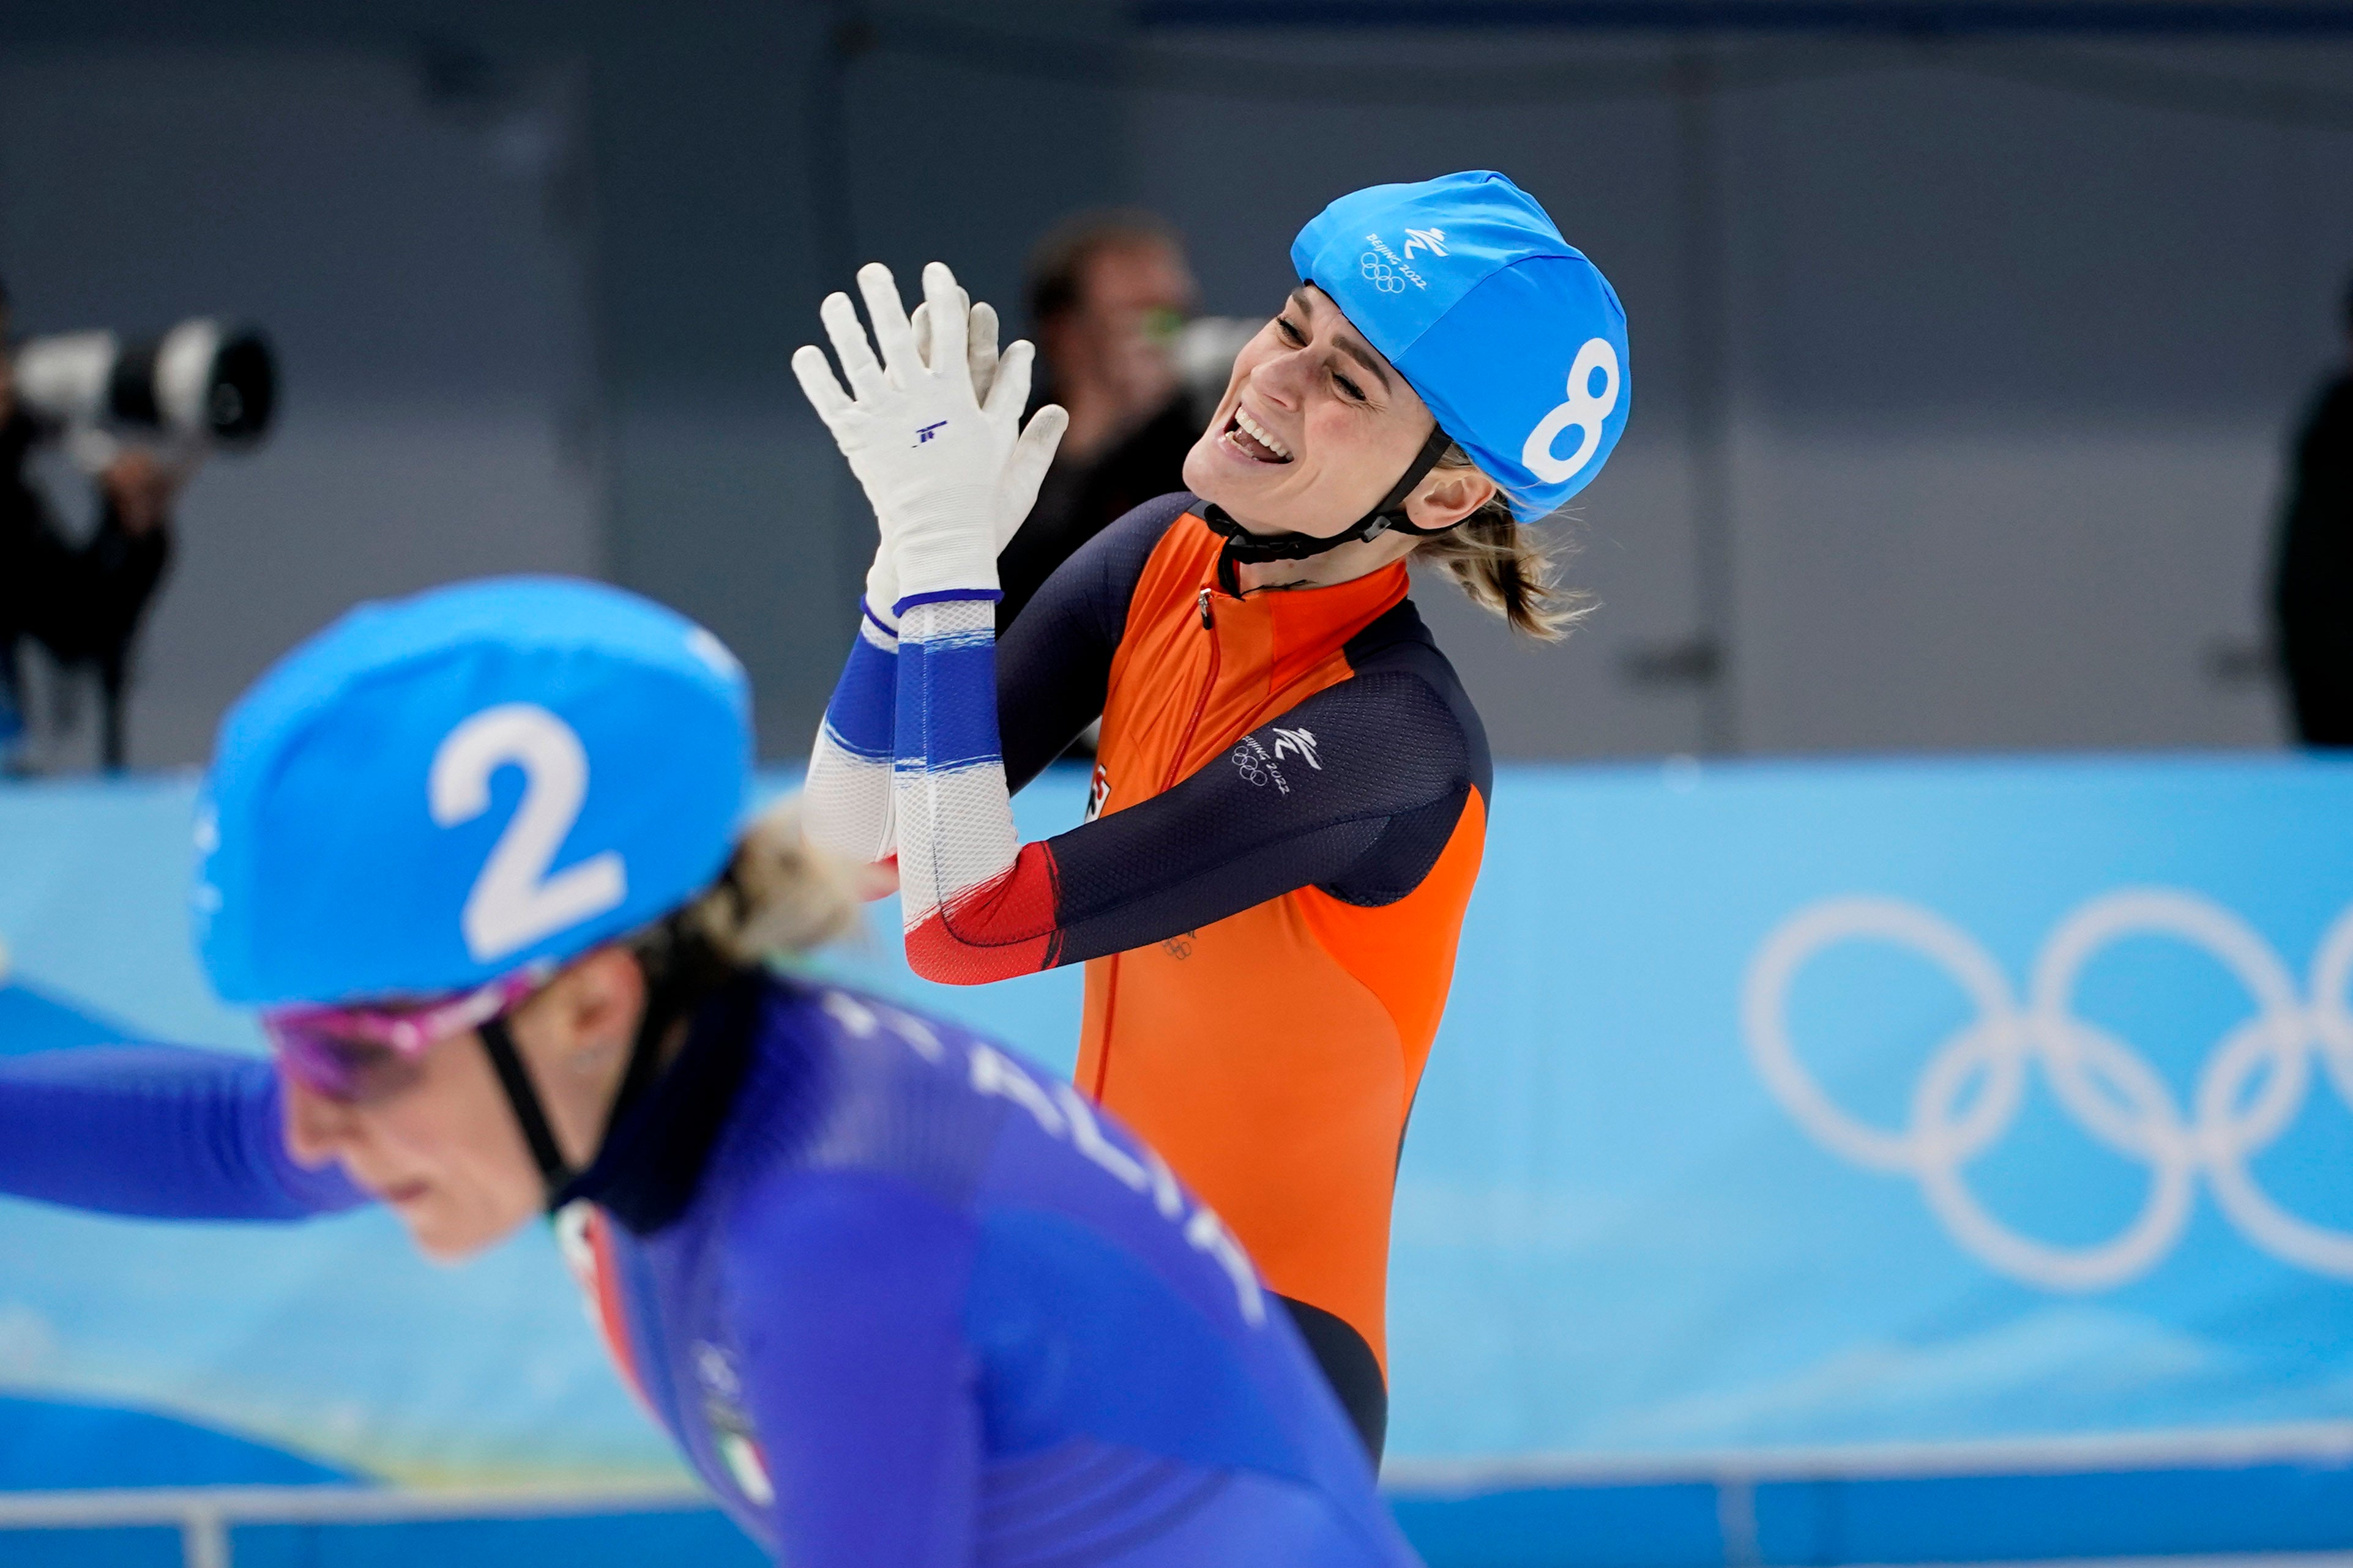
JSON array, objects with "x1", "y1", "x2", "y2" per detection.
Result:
[
  {"x1": 1292, "y1": 169, "x2": 1630, "y2": 521},
  {"x1": 195, "y1": 576, "x2": 753, "y2": 1006}
]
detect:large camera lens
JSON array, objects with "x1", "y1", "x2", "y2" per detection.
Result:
[
  {"x1": 203, "y1": 330, "x2": 276, "y2": 443},
  {"x1": 151, "y1": 320, "x2": 277, "y2": 447},
  {"x1": 16, "y1": 317, "x2": 278, "y2": 450}
]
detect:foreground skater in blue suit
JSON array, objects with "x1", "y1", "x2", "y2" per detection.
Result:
[{"x1": 0, "y1": 575, "x2": 1419, "y2": 1568}]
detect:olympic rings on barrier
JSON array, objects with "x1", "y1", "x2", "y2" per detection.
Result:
[{"x1": 1742, "y1": 890, "x2": 2353, "y2": 1291}]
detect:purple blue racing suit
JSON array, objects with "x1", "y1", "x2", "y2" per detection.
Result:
[{"x1": 0, "y1": 971, "x2": 1420, "y2": 1567}]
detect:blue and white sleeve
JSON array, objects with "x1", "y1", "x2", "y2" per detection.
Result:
[
  {"x1": 804, "y1": 604, "x2": 901, "y2": 869},
  {"x1": 0, "y1": 1045, "x2": 369, "y2": 1221},
  {"x1": 893, "y1": 596, "x2": 1031, "y2": 981}
]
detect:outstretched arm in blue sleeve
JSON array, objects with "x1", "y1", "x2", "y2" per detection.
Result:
[{"x1": 0, "y1": 1046, "x2": 369, "y2": 1221}]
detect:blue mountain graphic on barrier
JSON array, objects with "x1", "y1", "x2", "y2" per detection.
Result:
[
  {"x1": 0, "y1": 981, "x2": 139, "y2": 1060},
  {"x1": 0, "y1": 1394, "x2": 354, "y2": 1490}
]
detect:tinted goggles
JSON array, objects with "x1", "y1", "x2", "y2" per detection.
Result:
[{"x1": 263, "y1": 967, "x2": 548, "y2": 1104}]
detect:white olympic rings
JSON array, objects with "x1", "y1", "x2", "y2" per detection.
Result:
[
  {"x1": 1742, "y1": 889, "x2": 2353, "y2": 1292},
  {"x1": 1359, "y1": 253, "x2": 1404, "y2": 294}
]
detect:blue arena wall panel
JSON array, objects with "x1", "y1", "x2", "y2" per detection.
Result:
[{"x1": 2, "y1": 756, "x2": 2351, "y2": 1564}]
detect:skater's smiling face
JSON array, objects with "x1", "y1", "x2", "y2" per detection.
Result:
[
  {"x1": 1181, "y1": 284, "x2": 1494, "y2": 559},
  {"x1": 277, "y1": 948, "x2": 649, "y2": 1261}
]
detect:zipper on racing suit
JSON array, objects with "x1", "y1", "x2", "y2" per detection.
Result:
[{"x1": 1092, "y1": 584, "x2": 1223, "y2": 1101}]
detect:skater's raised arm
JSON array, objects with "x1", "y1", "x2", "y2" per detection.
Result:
[{"x1": 796, "y1": 280, "x2": 1061, "y2": 880}]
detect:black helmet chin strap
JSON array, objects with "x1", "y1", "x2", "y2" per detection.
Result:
[
  {"x1": 478, "y1": 1014, "x2": 575, "y2": 1198},
  {"x1": 479, "y1": 967, "x2": 688, "y2": 1211},
  {"x1": 1199, "y1": 422, "x2": 1458, "y2": 596}
]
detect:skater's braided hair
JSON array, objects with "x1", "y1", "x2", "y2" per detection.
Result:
[{"x1": 627, "y1": 798, "x2": 861, "y2": 991}]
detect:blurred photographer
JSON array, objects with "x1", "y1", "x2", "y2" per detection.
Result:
[
  {"x1": 994, "y1": 210, "x2": 1203, "y2": 632},
  {"x1": 0, "y1": 274, "x2": 179, "y2": 772},
  {"x1": 2273, "y1": 272, "x2": 2353, "y2": 749}
]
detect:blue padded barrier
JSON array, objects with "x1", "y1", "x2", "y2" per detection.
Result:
[
  {"x1": 5, "y1": 756, "x2": 2353, "y2": 1564},
  {"x1": 2, "y1": 1528, "x2": 187, "y2": 1568},
  {"x1": 1760, "y1": 1463, "x2": 2353, "y2": 1562},
  {"x1": 1390, "y1": 1481, "x2": 1726, "y2": 1567},
  {"x1": 225, "y1": 1512, "x2": 770, "y2": 1568}
]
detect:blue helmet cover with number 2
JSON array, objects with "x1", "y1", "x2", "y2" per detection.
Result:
[
  {"x1": 195, "y1": 576, "x2": 753, "y2": 1006},
  {"x1": 1292, "y1": 169, "x2": 1630, "y2": 521}
]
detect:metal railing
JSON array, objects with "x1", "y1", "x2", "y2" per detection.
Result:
[
  {"x1": 1379, "y1": 1424, "x2": 2353, "y2": 1568},
  {"x1": 0, "y1": 1481, "x2": 710, "y2": 1568},
  {"x1": 6, "y1": 1424, "x2": 2353, "y2": 1568}
]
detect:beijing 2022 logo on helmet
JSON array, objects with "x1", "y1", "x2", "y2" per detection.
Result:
[{"x1": 1743, "y1": 888, "x2": 2353, "y2": 1292}]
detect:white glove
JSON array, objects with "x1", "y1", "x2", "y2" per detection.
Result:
[
  {"x1": 793, "y1": 262, "x2": 1065, "y2": 613},
  {"x1": 845, "y1": 291, "x2": 1013, "y2": 630},
  {"x1": 914, "y1": 292, "x2": 1004, "y2": 409},
  {"x1": 913, "y1": 294, "x2": 1067, "y2": 570}
]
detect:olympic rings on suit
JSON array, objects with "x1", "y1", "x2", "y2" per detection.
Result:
[
  {"x1": 1359, "y1": 254, "x2": 1404, "y2": 294},
  {"x1": 1742, "y1": 889, "x2": 2353, "y2": 1292}
]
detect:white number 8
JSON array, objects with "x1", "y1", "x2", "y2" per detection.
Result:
[
  {"x1": 430, "y1": 704, "x2": 627, "y2": 964},
  {"x1": 1521, "y1": 336, "x2": 1621, "y2": 486}
]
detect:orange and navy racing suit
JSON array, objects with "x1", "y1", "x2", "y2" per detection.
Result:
[{"x1": 808, "y1": 491, "x2": 1491, "y2": 1458}]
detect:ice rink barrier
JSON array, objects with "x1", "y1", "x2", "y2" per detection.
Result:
[{"x1": 3, "y1": 754, "x2": 2351, "y2": 1564}]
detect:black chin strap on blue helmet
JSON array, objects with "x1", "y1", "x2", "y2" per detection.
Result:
[
  {"x1": 1198, "y1": 420, "x2": 1460, "y2": 596},
  {"x1": 478, "y1": 964, "x2": 697, "y2": 1211},
  {"x1": 477, "y1": 1014, "x2": 578, "y2": 1198}
]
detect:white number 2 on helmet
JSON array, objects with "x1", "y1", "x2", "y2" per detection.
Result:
[
  {"x1": 431, "y1": 704, "x2": 628, "y2": 964},
  {"x1": 1521, "y1": 337, "x2": 1621, "y2": 486}
]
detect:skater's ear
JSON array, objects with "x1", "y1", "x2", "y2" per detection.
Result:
[
  {"x1": 504, "y1": 946, "x2": 649, "y2": 1170},
  {"x1": 512, "y1": 946, "x2": 644, "y2": 1076}
]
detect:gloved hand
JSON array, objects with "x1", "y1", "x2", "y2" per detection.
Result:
[
  {"x1": 912, "y1": 291, "x2": 1003, "y2": 408},
  {"x1": 844, "y1": 290, "x2": 1011, "y2": 630},
  {"x1": 793, "y1": 261, "x2": 1065, "y2": 615},
  {"x1": 954, "y1": 297, "x2": 1067, "y2": 594}
]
